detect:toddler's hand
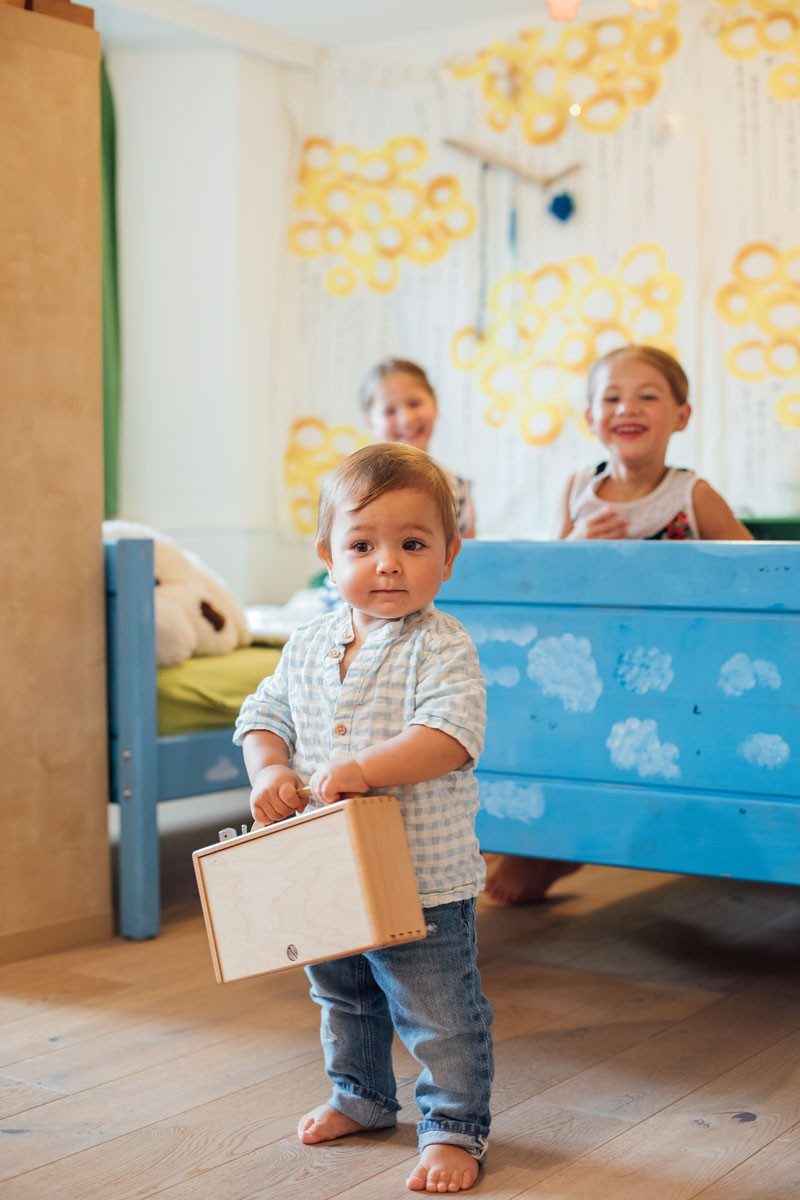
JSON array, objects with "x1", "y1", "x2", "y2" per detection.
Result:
[
  {"x1": 310, "y1": 758, "x2": 369, "y2": 805},
  {"x1": 250, "y1": 764, "x2": 307, "y2": 826},
  {"x1": 572, "y1": 505, "x2": 630, "y2": 540}
]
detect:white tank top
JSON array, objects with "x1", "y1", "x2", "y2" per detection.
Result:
[{"x1": 569, "y1": 463, "x2": 700, "y2": 540}]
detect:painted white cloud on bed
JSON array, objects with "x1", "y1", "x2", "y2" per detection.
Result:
[
  {"x1": 607, "y1": 717, "x2": 680, "y2": 780},
  {"x1": 718, "y1": 653, "x2": 782, "y2": 697},
  {"x1": 205, "y1": 757, "x2": 241, "y2": 783},
  {"x1": 738, "y1": 733, "x2": 790, "y2": 769},
  {"x1": 480, "y1": 779, "x2": 545, "y2": 822},
  {"x1": 483, "y1": 665, "x2": 521, "y2": 688},
  {"x1": 469, "y1": 622, "x2": 538, "y2": 646},
  {"x1": 526, "y1": 634, "x2": 602, "y2": 713},
  {"x1": 614, "y1": 647, "x2": 674, "y2": 694}
]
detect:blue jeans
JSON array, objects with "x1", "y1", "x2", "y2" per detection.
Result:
[{"x1": 305, "y1": 898, "x2": 493, "y2": 1159}]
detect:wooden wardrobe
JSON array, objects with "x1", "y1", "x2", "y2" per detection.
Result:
[{"x1": 0, "y1": 2, "x2": 112, "y2": 961}]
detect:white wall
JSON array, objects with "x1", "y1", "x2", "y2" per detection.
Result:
[{"x1": 108, "y1": 48, "x2": 318, "y2": 601}]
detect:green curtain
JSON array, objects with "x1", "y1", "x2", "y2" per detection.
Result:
[{"x1": 101, "y1": 57, "x2": 121, "y2": 518}]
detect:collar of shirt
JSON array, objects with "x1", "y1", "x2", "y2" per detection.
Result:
[{"x1": 332, "y1": 602, "x2": 434, "y2": 649}]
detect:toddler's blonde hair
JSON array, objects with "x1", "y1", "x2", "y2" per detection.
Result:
[
  {"x1": 358, "y1": 358, "x2": 437, "y2": 413},
  {"x1": 317, "y1": 443, "x2": 458, "y2": 552},
  {"x1": 588, "y1": 344, "x2": 689, "y2": 406}
]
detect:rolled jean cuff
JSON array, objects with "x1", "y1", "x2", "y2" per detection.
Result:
[
  {"x1": 417, "y1": 1122, "x2": 489, "y2": 1161},
  {"x1": 331, "y1": 1083, "x2": 400, "y2": 1131}
]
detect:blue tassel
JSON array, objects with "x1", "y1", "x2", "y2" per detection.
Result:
[{"x1": 548, "y1": 191, "x2": 575, "y2": 221}]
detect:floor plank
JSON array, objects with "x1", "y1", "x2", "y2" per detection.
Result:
[{"x1": 1, "y1": 796, "x2": 798, "y2": 1199}]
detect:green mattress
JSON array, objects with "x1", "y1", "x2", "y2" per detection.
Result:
[{"x1": 157, "y1": 645, "x2": 282, "y2": 736}]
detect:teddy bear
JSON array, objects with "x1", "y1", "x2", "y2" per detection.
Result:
[{"x1": 102, "y1": 520, "x2": 251, "y2": 667}]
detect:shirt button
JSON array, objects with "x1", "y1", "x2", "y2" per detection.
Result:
[
  {"x1": 334, "y1": 723, "x2": 347, "y2": 735},
  {"x1": 329, "y1": 649, "x2": 341, "y2": 659}
]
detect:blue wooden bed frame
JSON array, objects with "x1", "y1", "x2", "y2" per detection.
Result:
[
  {"x1": 107, "y1": 536, "x2": 799, "y2": 941},
  {"x1": 439, "y1": 539, "x2": 800, "y2": 888},
  {"x1": 105, "y1": 538, "x2": 250, "y2": 939}
]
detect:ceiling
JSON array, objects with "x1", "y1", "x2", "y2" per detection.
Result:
[{"x1": 93, "y1": 0, "x2": 553, "y2": 52}]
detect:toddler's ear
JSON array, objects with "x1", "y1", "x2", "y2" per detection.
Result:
[
  {"x1": 442, "y1": 535, "x2": 462, "y2": 580},
  {"x1": 316, "y1": 540, "x2": 333, "y2": 575},
  {"x1": 584, "y1": 405, "x2": 596, "y2": 434}
]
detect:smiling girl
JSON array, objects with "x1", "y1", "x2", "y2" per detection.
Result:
[{"x1": 558, "y1": 344, "x2": 752, "y2": 541}]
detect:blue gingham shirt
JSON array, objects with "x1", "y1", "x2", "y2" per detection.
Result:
[{"x1": 234, "y1": 603, "x2": 486, "y2": 906}]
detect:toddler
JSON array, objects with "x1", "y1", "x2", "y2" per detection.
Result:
[
  {"x1": 487, "y1": 342, "x2": 752, "y2": 905},
  {"x1": 235, "y1": 442, "x2": 493, "y2": 1193}
]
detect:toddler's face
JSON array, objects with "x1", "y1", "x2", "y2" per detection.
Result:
[
  {"x1": 367, "y1": 373, "x2": 438, "y2": 453},
  {"x1": 586, "y1": 357, "x2": 690, "y2": 465},
  {"x1": 318, "y1": 487, "x2": 459, "y2": 630}
]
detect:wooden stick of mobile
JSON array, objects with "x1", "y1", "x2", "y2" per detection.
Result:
[{"x1": 193, "y1": 791, "x2": 426, "y2": 983}]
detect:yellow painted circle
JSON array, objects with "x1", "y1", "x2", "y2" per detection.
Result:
[
  {"x1": 765, "y1": 336, "x2": 800, "y2": 377},
  {"x1": 333, "y1": 143, "x2": 361, "y2": 179},
  {"x1": 725, "y1": 339, "x2": 767, "y2": 381},
  {"x1": 372, "y1": 221, "x2": 407, "y2": 257},
  {"x1": 733, "y1": 241, "x2": 782, "y2": 288},
  {"x1": 366, "y1": 255, "x2": 400, "y2": 294},
  {"x1": 405, "y1": 224, "x2": 447, "y2": 265},
  {"x1": 756, "y1": 289, "x2": 800, "y2": 337},
  {"x1": 578, "y1": 276, "x2": 624, "y2": 324},
  {"x1": 633, "y1": 21, "x2": 681, "y2": 68},
  {"x1": 521, "y1": 98, "x2": 568, "y2": 145},
  {"x1": 716, "y1": 281, "x2": 755, "y2": 326},
  {"x1": 776, "y1": 392, "x2": 800, "y2": 427},
  {"x1": 483, "y1": 397, "x2": 515, "y2": 428},
  {"x1": 519, "y1": 400, "x2": 564, "y2": 446},
  {"x1": 757, "y1": 10, "x2": 798, "y2": 53},
  {"x1": 556, "y1": 26, "x2": 596, "y2": 70},
  {"x1": 357, "y1": 191, "x2": 392, "y2": 230},
  {"x1": 322, "y1": 219, "x2": 350, "y2": 254},
  {"x1": 427, "y1": 175, "x2": 460, "y2": 210},
  {"x1": 719, "y1": 16, "x2": 761, "y2": 58},
  {"x1": 439, "y1": 202, "x2": 477, "y2": 240},
  {"x1": 287, "y1": 220, "x2": 324, "y2": 257},
  {"x1": 770, "y1": 60, "x2": 800, "y2": 100},
  {"x1": 386, "y1": 135, "x2": 427, "y2": 173},
  {"x1": 452, "y1": 326, "x2": 486, "y2": 370},
  {"x1": 557, "y1": 331, "x2": 596, "y2": 372},
  {"x1": 326, "y1": 265, "x2": 358, "y2": 297},
  {"x1": 578, "y1": 89, "x2": 628, "y2": 135}
]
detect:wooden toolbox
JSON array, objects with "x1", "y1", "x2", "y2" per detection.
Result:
[{"x1": 193, "y1": 794, "x2": 426, "y2": 983}]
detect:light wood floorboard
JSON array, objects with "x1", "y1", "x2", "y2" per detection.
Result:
[{"x1": 1, "y1": 793, "x2": 798, "y2": 1198}]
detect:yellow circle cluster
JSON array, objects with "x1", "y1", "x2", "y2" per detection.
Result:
[
  {"x1": 450, "y1": 243, "x2": 682, "y2": 444},
  {"x1": 715, "y1": 241, "x2": 800, "y2": 428},
  {"x1": 447, "y1": 3, "x2": 680, "y2": 145},
  {"x1": 284, "y1": 417, "x2": 370, "y2": 533},
  {"x1": 287, "y1": 136, "x2": 477, "y2": 296},
  {"x1": 714, "y1": 0, "x2": 800, "y2": 101}
]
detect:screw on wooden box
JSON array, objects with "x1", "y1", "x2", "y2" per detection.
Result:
[{"x1": 193, "y1": 793, "x2": 426, "y2": 983}]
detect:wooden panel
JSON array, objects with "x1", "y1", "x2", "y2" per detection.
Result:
[
  {"x1": 0, "y1": 6, "x2": 110, "y2": 957},
  {"x1": 194, "y1": 796, "x2": 425, "y2": 981}
]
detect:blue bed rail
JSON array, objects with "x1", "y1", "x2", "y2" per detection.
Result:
[{"x1": 105, "y1": 538, "x2": 248, "y2": 939}]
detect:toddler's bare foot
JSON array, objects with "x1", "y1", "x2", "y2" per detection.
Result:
[
  {"x1": 406, "y1": 1144, "x2": 480, "y2": 1192},
  {"x1": 484, "y1": 854, "x2": 581, "y2": 905},
  {"x1": 297, "y1": 1103, "x2": 365, "y2": 1144}
]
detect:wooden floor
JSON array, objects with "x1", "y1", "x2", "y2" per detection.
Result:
[{"x1": 2, "y1": 793, "x2": 800, "y2": 1199}]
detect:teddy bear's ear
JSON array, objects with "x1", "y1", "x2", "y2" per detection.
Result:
[
  {"x1": 200, "y1": 600, "x2": 226, "y2": 632},
  {"x1": 154, "y1": 592, "x2": 199, "y2": 666}
]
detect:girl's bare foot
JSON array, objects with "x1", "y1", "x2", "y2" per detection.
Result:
[
  {"x1": 297, "y1": 1103, "x2": 365, "y2": 1144},
  {"x1": 406, "y1": 1144, "x2": 480, "y2": 1192},
  {"x1": 484, "y1": 854, "x2": 581, "y2": 905}
]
